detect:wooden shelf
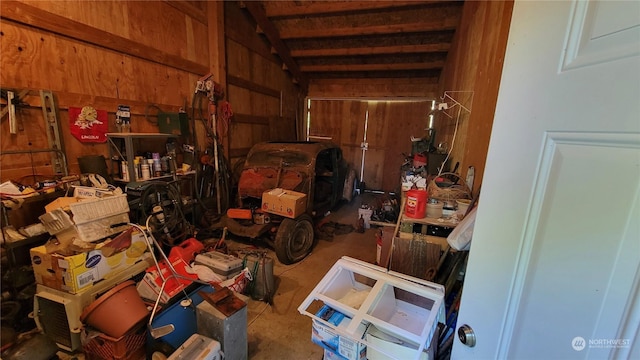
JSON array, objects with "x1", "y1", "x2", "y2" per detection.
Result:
[{"x1": 401, "y1": 214, "x2": 458, "y2": 228}]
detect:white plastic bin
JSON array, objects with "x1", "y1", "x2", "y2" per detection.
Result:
[{"x1": 298, "y1": 257, "x2": 445, "y2": 360}]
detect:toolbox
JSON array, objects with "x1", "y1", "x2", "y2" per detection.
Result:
[{"x1": 194, "y1": 251, "x2": 243, "y2": 280}]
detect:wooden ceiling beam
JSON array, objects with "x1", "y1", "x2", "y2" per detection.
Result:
[
  {"x1": 280, "y1": 21, "x2": 458, "y2": 39},
  {"x1": 291, "y1": 43, "x2": 450, "y2": 57},
  {"x1": 264, "y1": 1, "x2": 449, "y2": 17},
  {"x1": 240, "y1": 1, "x2": 307, "y2": 90},
  {"x1": 300, "y1": 61, "x2": 445, "y2": 72}
]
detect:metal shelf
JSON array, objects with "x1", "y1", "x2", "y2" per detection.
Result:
[{"x1": 106, "y1": 133, "x2": 179, "y2": 183}]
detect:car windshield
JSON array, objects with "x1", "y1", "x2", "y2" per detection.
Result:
[{"x1": 246, "y1": 150, "x2": 312, "y2": 167}]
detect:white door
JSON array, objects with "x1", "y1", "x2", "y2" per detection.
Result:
[{"x1": 452, "y1": 1, "x2": 640, "y2": 359}]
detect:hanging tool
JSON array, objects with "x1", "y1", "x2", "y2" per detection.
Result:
[{"x1": 195, "y1": 74, "x2": 228, "y2": 214}]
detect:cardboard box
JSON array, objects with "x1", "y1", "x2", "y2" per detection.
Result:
[
  {"x1": 324, "y1": 349, "x2": 348, "y2": 360},
  {"x1": 136, "y1": 255, "x2": 198, "y2": 303},
  {"x1": 44, "y1": 196, "x2": 82, "y2": 213},
  {"x1": 261, "y1": 188, "x2": 307, "y2": 219},
  {"x1": 365, "y1": 324, "x2": 436, "y2": 360},
  {"x1": 311, "y1": 307, "x2": 367, "y2": 360},
  {"x1": 30, "y1": 230, "x2": 149, "y2": 294}
]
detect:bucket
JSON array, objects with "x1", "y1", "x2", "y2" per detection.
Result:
[
  {"x1": 80, "y1": 280, "x2": 149, "y2": 338},
  {"x1": 426, "y1": 201, "x2": 444, "y2": 218},
  {"x1": 243, "y1": 255, "x2": 275, "y2": 301},
  {"x1": 405, "y1": 189, "x2": 428, "y2": 219}
]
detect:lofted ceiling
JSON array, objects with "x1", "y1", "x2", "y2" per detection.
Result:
[{"x1": 239, "y1": 1, "x2": 465, "y2": 89}]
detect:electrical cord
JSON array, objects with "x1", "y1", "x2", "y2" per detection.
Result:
[
  {"x1": 437, "y1": 105, "x2": 462, "y2": 177},
  {"x1": 139, "y1": 181, "x2": 192, "y2": 247}
]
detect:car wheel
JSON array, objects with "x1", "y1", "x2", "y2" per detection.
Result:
[
  {"x1": 274, "y1": 214, "x2": 314, "y2": 264},
  {"x1": 343, "y1": 167, "x2": 358, "y2": 202}
]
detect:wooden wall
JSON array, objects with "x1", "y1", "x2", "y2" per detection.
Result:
[
  {"x1": 1, "y1": 1, "x2": 304, "y2": 184},
  {"x1": 304, "y1": 1, "x2": 514, "y2": 196},
  {"x1": 309, "y1": 99, "x2": 431, "y2": 192},
  {"x1": 436, "y1": 0, "x2": 514, "y2": 196},
  {"x1": 0, "y1": 0, "x2": 212, "y2": 183},
  {"x1": 224, "y1": 1, "x2": 303, "y2": 166}
]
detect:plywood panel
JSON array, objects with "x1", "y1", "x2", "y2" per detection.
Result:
[
  {"x1": 462, "y1": 1, "x2": 513, "y2": 196},
  {"x1": 224, "y1": 1, "x2": 304, "y2": 156},
  {"x1": 436, "y1": 0, "x2": 513, "y2": 196},
  {"x1": 227, "y1": 39, "x2": 251, "y2": 78},
  {"x1": 309, "y1": 99, "x2": 431, "y2": 192},
  {"x1": 269, "y1": 116, "x2": 296, "y2": 142},
  {"x1": 228, "y1": 85, "x2": 251, "y2": 115},
  {"x1": 382, "y1": 101, "x2": 431, "y2": 192},
  {"x1": 1, "y1": 23, "x2": 192, "y2": 105},
  {"x1": 1, "y1": 0, "x2": 218, "y2": 184},
  {"x1": 308, "y1": 100, "x2": 345, "y2": 141},
  {"x1": 20, "y1": 0, "x2": 210, "y2": 64}
]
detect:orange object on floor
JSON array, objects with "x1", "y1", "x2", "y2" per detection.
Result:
[{"x1": 226, "y1": 208, "x2": 253, "y2": 220}]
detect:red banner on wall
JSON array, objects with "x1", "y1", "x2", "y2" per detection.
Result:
[{"x1": 69, "y1": 106, "x2": 108, "y2": 143}]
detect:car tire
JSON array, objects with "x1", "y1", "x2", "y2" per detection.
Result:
[
  {"x1": 274, "y1": 214, "x2": 314, "y2": 264},
  {"x1": 343, "y1": 167, "x2": 358, "y2": 202}
]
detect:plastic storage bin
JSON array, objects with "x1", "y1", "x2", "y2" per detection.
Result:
[
  {"x1": 83, "y1": 325, "x2": 146, "y2": 360},
  {"x1": 39, "y1": 194, "x2": 130, "y2": 242},
  {"x1": 298, "y1": 257, "x2": 445, "y2": 360}
]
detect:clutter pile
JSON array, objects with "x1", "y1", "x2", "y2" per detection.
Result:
[{"x1": 0, "y1": 177, "x2": 263, "y2": 359}]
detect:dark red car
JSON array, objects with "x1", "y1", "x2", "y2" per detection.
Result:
[{"x1": 222, "y1": 141, "x2": 356, "y2": 264}]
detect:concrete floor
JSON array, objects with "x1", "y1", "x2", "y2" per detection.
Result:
[{"x1": 239, "y1": 194, "x2": 378, "y2": 360}]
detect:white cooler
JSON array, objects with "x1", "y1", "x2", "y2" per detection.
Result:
[
  {"x1": 168, "y1": 334, "x2": 221, "y2": 360},
  {"x1": 194, "y1": 251, "x2": 243, "y2": 280}
]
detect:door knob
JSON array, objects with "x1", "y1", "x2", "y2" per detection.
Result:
[{"x1": 458, "y1": 324, "x2": 476, "y2": 347}]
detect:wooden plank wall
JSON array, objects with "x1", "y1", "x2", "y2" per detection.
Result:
[
  {"x1": 0, "y1": 1, "x2": 302, "y2": 183},
  {"x1": 0, "y1": 0, "x2": 211, "y2": 183},
  {"x1": 224, "y1": 2, "x2": 303, "y2": 168},
  {"x1": 436, "y1": 0, "x2": 514, "y2": 196},
  {"x1": 305, "y1": 1, "x2": 513, "y2": 196},
  {"x1": 309, "y1": 99, "x2": 430, "y2": 192}
]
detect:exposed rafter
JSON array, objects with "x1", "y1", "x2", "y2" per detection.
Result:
[
  {"x1": 300, "y1": 61, "x2": 445, "y2": 72},
  {"x1": 291, "y1": 43, "x2": 451, "y2": 58},
  {"x1": 279, "y1": 21, "x2": 459, "y2": 39},
  {"x1": 240, "y1": 1, "x2": 464, "y2": 86},
  {"x1": 263, "y1": 1, "x2": 448, "y2": 17},
  {"x1": 240, "y1": 1, "x2": 307, "y2": 90}
]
